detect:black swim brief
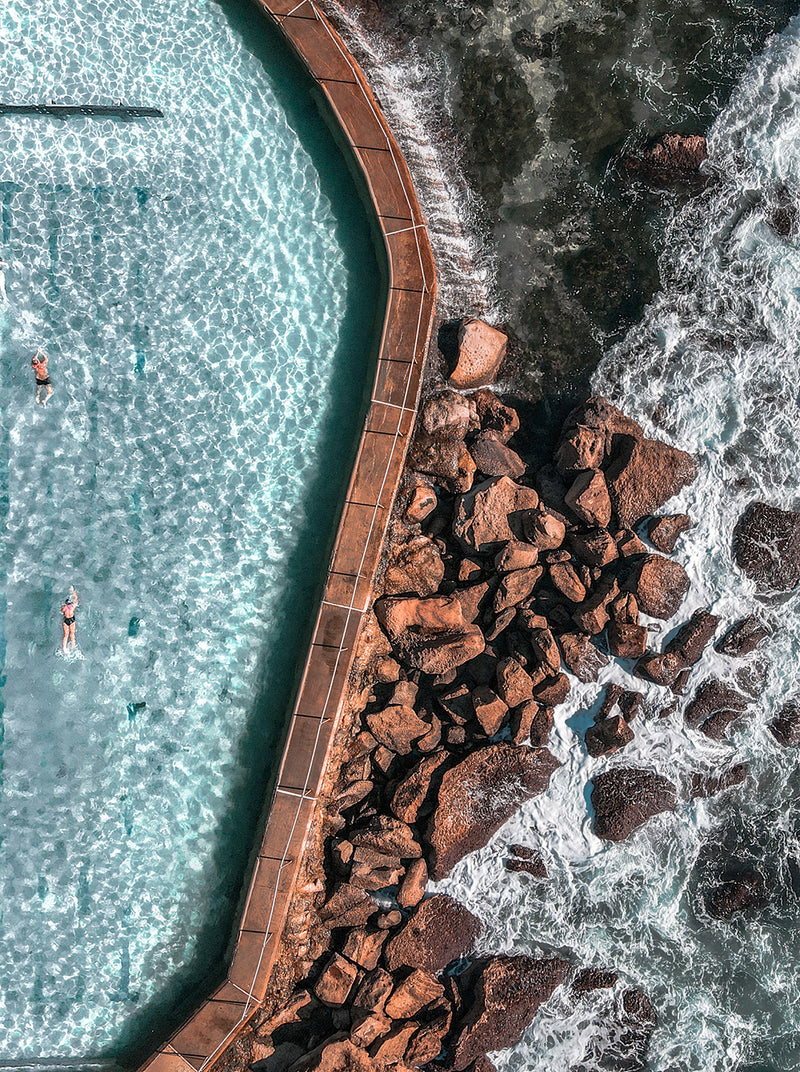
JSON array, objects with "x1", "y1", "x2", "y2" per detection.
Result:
[
  {"x1": 36, "y1": 377, "x2": 51, "y2": 387},
  {"x1": 63, "y1": 616, "x2": 75, "y2": 626}
]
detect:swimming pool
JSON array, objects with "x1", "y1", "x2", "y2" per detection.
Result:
[{"x1": 0, "y1": 0, "x2": 384, "y2": 1061}]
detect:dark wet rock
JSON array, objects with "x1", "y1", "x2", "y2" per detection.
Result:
[
  {"x1": 528, "y1": 627, "x2": 562, "y2": 677},
  {"x1": 591, "y1": 768, "x2": 677, "y2": 841},
  {"x1": 512, "y1": 28, "x2": 556, "y2": 59},
  {"x1": 288, "y1": 1039, "x2": 376, "y2": 1072},
  {"x1": 568, "y1": 527, "x2": 618, "y2": 567},
  {"x1": 572, "y1": 968, "x2": 618, "y2": 996},
  {"x1": 564, "y1": 469, "x2": 612, "y2": 528},
  {"x1": 448, "y1": 318, "x2": 508, "y2": 390},
  {"x1": 706, "y1": 868, "x2": 767, "y2": 919},
  {"x1": 427, "y1": 743, "x2": 560, "y2": 880},
  {"x1": 616, "y1": 528, "x2": 649, "y2": 558},
  {"x1": 635, "y1": 609, "x2": 719, "y2": 686},
  {"x1": 469, "y1": 431, "x2": 526, "y2": 479},
  {"x1": 352, "y1": 968, "x2": 394, "y2": 1014},
  {"x1": 532, "y1": 672, "x2": 570, "y2": 706},
  {"x1": 684, "y1": 678, "x2": 748, "y2": 738},
  {"x1": 606, "y1": 435, "x2": 698, "y2": 530},
  {"x1": 558, "y1": 632, "x2": 609, "y2": 682},
  {"x1": 634, "y1": 650, "x2": 684, "y2": 687},
  {"x1": 572, "y1": 580, "x2": 620, "y2": 635},
  {"x1": 715, "y1": 615, "x2": 770, "y2": 657},
  {"x1": 647, "y1": 512, "x2": 692, "y2": 553},
  {"x1": 622, "y1": 553, "x2": 690, "y2": 619},
  {"x1": 620, "y1": 132, "x2": 708, "y2": 187},
  {"x1": 769, "y1": 701, "x2": 800, "y2": 746},
  {"x1": 509, "y1": 700, "x2": 552, "y2": 746},
  {"x1": 453, "y1": 476, "x2": 540, "y2": 553},
  {"x1": 769, "y1": 182, "x2": 799, "y2": 238},
  {"x1": 349, "y1": 847, "x2": 404, "y2": 892},
  {"x1": 733, "y1": 501, "x2": 800, "y2": 591},
  {"x1": 689, "y1": 763, "x2": 747, "y2": 799},
  {"x1": 472, "y1": 388, "x2": 520, "y2": 444},
  {"x1": 450, "y1": 956, "x2": 570, "y2": 1070},
  {"x1": 505, "y1": 849, "x2": 547, "y2": 878},
  {"x1": 384, "y1": 893, "x2": 483, "y2": 974},
  {"x1": 404, "y1": 1016, "x2": 450, "y2": 1067},
  {"x1": 585, "y1": 715, "x2": 634, "y2": 757}
]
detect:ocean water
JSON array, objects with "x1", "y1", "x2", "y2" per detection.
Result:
[
  {"x1": 433, "y1": 13, "x2": 800, "y2": 1072},
  {"x1": 0, "y1": 0, "x2": 381, "y2": 1062}
]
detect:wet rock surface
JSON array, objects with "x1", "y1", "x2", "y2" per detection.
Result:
[
  {"x1": 591, "y1": 768, "x2": 677, "y2": 841},
  {"x1": 733, "y1": 501, "x2": 800, "y2": 591}
]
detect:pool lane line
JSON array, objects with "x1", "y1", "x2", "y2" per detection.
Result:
[{"x1": 138, "y1": 1, "x2": 436, "y2": 1067}]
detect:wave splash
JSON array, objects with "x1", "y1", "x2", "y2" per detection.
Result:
[
  {"x1": 436, "y1": 15, "x2": 800, "y2": 1072},
  {"x1": 324, "y1": 0, "x2": 504, "y2": 323}
]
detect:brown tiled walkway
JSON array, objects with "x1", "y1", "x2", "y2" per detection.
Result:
[{"x1": 139, "y1": 2, "x2": 436, "y2": 1069}]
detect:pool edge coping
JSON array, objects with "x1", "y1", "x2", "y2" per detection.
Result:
[{"x1": 138, "y1": 3, "x2": 436, "y2": 1069}]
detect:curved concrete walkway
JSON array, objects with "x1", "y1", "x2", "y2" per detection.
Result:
[{"x1": 139, "y1": 3, "x2": 436, "y2": 1070}]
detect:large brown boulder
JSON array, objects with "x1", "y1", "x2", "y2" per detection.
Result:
[
  {"x1": 408, "y1": 434, "x2": 476, "y2": 494},
  {"x1": 448, "y1": 318, "x2": 508, "y2": 389},
  {"x1": 620, "y1": 133, "x2": 708, "y2": 187},
  {"x1": 366, "y1": 705, "x2": 430, "y2": 755},
  {"x1": 648, "y1": 513, "x2": 692, "y2": 553},
  {"x1": 390, "y1": 751, "x2": 449, "y2": 824},
  {"x1": 768, "y1": 701, "x2": 800, "y2": 746},
  {"x1": 472, "y1": 388, "x2": 520, "y2": 443},
  {"x1": 375, "y1": 594, "x2": 486, "y2": 677},
  {"x1": 348, "y1": 815, "x2": 422, "y2": 859},
  {"x1": 420, "y1": 391, "x2": 473, "y2": 441},
  {"x1": 733, "y1": 502, "x2": 800, "y2": 592},
  {"x1": 450, "y1": 956, "x2": 570, "y2": 1070},
  {"x1": 453, "y1": 476, "x2": 540, "y2": 553},
  {"x1": 382, "y1": 536, "x2": 444, "y2": 597},
  {"x1": 384, "y1": 969, "x2": 445, "y2": 1020},
  {"x1": 384, "y1": 893, "x2": 483, "y2": 973},
  {"x1": 685, "y1": 678, "x2": 748, "y2": 739},
  {"x1": 558, "y1": 396, "x2": 642, "y2": 456},
  {"x1": 715, "y1": 615, "x2": 770, "y2": 657},
  {"x1": 585, "y1": 715, "x2": 634, "y2": 757},
  {"x1": 288, "y1": 1039, "x2": 377, "y2": 1072},
  {"x1": 469, "y1": 432, "x2": 526, "y2": 479},
  {"x1": 622, "y1": 554, "x2": 690, "y2": 619},
  {"x1": 564, "y1": 469, "x2": 612, "y2": 528},
  {"x1": 606, "y1": 436, "x2": 698, "y2": 529},
  {"x1": 591, "y1": 768, "x2": 677, "y2": 841},
  {"x1": 634, "y1": 609, "x2": 719, "y2": 686},
  {"x1": 426, "y1": 743, "x2": 560, "y2": 879}
]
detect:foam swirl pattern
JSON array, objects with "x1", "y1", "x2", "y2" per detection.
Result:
[
  {"x1": 438, "y1": 15, "x2": 800, "y2": 1072},
  {"x1": 0, "y1": 0, "x2": 379, "y2": 1060}
]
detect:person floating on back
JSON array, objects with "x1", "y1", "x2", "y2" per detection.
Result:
[
  {"x1": 32, "y1": 350, "x2": 53, "y2": 405},
  {"x1": 61, "y1": 586, "x2": 79, "y2": 654}
]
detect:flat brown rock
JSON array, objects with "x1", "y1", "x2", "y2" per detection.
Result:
[
  {"x1": 554, "y1": 423, "x2": 605, "y2": 473},
  {"x1": 453, "y1": 476, "x2": 540, "y2": 553},
  {"x1": 522, "y1": 506, "x2": 566, "y2": 550},
  {"x1": 382, "y1": 535, "x2": 444, "y2": 597},
  {"x1": 591, "y1": 767, "x2": 677, "y2": 841},
  {"x1": 733, "y1": 501, "x2": 800, "y2": 592},
  {"x1": 449, "y1": 318, "x2": 508, "y2": 389},
  {"x1": 397, "y1": 856, "x2": 428, "y2": 909},
  {"x1": 342, "y1": 929, "x2": 387, "y2": 971},
  {"x1": 348, "y1": 815, "x2": 422, "y2": 860},
  {"x1": 366, "y1": 704, "x2": 430, "y2": 756},
  {"x1": 426, "y1": 743, "x2": 560, "y2": 880},
  {"x1": 572, "y1": 968, "x2": 618, "y2": 995},
  {"x1": 558, "y1": 396, "x2": 643, "y2": 456},
  {"x1": 608, "y1": 621, "x2": 648, "y2": 659},
  {"x1": 585, "y1": 715, "x2": 634, "y2": 757},
  {"x1": 318, "y1": 883, "x2": 377, "y2": 930},
  {"x1": 384, "y1": 893, "x2": 483, "y2": 973},
  {"x1": 606, "y1": 436, "x2": 698, "y2": 529},
  {"x1": 384, "y1": 969, "x2": 445, "y2": 1020},
  {"x1": 289, "y1": 1039, "x2": 377, "y2": 1072},
  {"x1": 495, "y1": 540, "x2": 539, "y2": 572},
  {"x1": 689, "y1": 763, "x2": 747, "y2": 799},
  {"x1": 450, "y1": 956, "x2": 570, "y2": 1070},
  {"x1": 314, "y1": 954, "x2": 359, "y2": 1007},
  {"x1": 375, "y1": 594, "x2": 487, "y2": 676}
]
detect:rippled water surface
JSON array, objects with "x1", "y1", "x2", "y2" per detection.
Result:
[{"x1": 0, "y1": 0, "x2": 380, "y2": 1060}]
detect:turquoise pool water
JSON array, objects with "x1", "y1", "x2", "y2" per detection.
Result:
[{"x1": 0, "y1": 0, "x2": 383, "y2": 1061}]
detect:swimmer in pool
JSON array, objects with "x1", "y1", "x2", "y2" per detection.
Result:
[
  {"x1": 61, "y1": 586, "x2": 79, "y2": 653},
  {"x1": 31, "y1": 350, "x2": 53, "y2": 405}
]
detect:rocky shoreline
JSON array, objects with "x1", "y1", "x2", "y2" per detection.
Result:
[{"x1": 236, "y1": 288, "x2": 800, "y2": 1072}]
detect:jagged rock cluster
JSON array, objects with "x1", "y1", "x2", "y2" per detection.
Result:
[{"x1": 251, "y1": 321, "x2": 785, "y2": 1072}]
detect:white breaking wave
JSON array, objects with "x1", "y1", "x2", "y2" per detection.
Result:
[
  {"x1": 323, "y1": 0, "x2": 505, "y2": 323},
  {"x1": 435, "y1": 14, "x2": 800, "y2": 1072}
]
